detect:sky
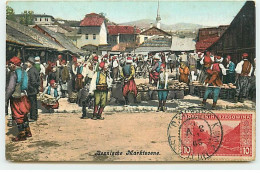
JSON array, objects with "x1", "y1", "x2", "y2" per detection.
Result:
[{"x1": 7, "y1": 0, "x2": 246, "y2": 26}]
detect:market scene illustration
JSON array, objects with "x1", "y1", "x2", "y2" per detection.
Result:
[{"x1": 5, "y1": 1, "x2": 255, "y2": 161}]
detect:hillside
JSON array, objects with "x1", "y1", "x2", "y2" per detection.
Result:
[{"x1": 120, "y1": 19, "x2": 209, "y2": 31}]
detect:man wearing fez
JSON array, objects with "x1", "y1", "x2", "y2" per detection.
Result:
[
  {"x1": 6, "y1": 57, "x2": 32, "y2": 141},
  {"x1": 89, "y1": 61, "x2": 112, "y2": 120},
  {"x1": 41, "y1": 79, "x2": 61, "y2": 110},
  {"x1": 198, "y1": 50, "x2": 214, "y2": 84},
  {"x1": 26, "y1": 57, "x2": 40, "y2": 121},
  {"x1": 149, "y1": 55, "x2": 162, "y2": 85},
  {"x1": 121, "y1": 57, "x2": 138, "y2": 105},
  {"x1": 200, "y1": 56, "x2": 226, "y2": 110},
  {"x1": 225, "y1": 55, "x2": 236, "y2": 84},
  {"x1": 234, "y1": 53, "x2": 253, "y2": 103}
]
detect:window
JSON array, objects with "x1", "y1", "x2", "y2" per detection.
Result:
[
  {"x1": 40, "y1": 18, "x2": 42, "y2": 21},
  {"x1": 46, "y1": 18, "x2": 49, "y2": 21},
  {"x1": 85, "y1": 34, "x2": 88, "y2": 40},
  {"x1": 144, "y1": 37, "x2": 148, "y2": 40},
  {"x1": 93, "y1": 34, "x2": 96, "y2": 40},
  {"x1": 35, "y1": 18, "x2": 37, "y2": 21}
]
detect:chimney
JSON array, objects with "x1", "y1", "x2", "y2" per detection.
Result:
[{"x1": 150, "y1": 22, "x2": 153, "y2": 28}]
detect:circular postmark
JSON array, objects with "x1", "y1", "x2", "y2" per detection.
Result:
[{"x1": 167, "y1": 108, "x2": 223, "y2": 161}]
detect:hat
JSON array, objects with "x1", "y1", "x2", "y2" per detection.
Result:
[
  {"x1": 10, "y1": 56, "x2": 21, "y2": 66},
  {"x1": 51, "y1": 63, "x2": 56, "y2": 68},
  {"x1": 103, "y1": 54, "x2": 108, "y2": 58},
  {"x1": 242, "y1": 53, "x2": 248, "y2": 58},
  {"x1": 27, "y1": 57, "x2": 35, "y2": 64},
  {"x1": 215, "y1": 56, "x2": 222, "y2": 62},
  {"x1": 93, "y1": 56, "x2": 99, "y2": 61},
  {"x1": 58, "y1": 55, "x2": 62, "y2": 59},
  {"x1": 35, "y1": 56, "x2": 40, "y2": 61},
  {"x1": 50, "y1": 80, "x2": 55, "y2": 85},
  {"x1": 126, "y1": 57, "x2": 133, "y2": 63},
  {"x1": 99, "y1": 61, "x2": 105, "y2": 69},
  {"x1": 154, "y1": 54, "x2": 160, "y2": 60},
  {"x1": 112, "y1": 56, "x2": 117, "y2": 60}
]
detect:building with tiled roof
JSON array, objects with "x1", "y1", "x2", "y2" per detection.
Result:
[
  {"x1": 134, "y1": 35, "x2": 172, "y2": 54},
  {"x1": 33, "y1": 25, "x2": 84, "y2": 55},
  {"x1": 107, "y1": 25, "x2": 141, "y2": 35},
  {"x1": 195, "y1": 37, "x2": 219, "y2": 53},
  {"x1": 139, "y1": 26, "x2": 172, "y2": 44},
  {"x1": 207, "y1": 1, "x2": 255, "y2": 64},
  {"x1": 80, "y1": 13, "x2": 105, "y2": 27},
  {"x1": 195, "y1": 25, "x2": 228, "y2": 53},
  {"x1": 107, "y1": 25, "x2": 141, "y2": 47},
  {"x1": 66, "y1": 13, "x2": 108, "y2": 51},
  {"x1": 6, "y1": 19, "x2": 67, "y2": 62}
]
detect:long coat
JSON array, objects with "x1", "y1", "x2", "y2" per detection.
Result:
[
  {"x1": 27, "y1": 66, "x2": 40, "y2": 96},
  {"x1": 179, "y1": 66, "x2": 190, "y2": 84}
]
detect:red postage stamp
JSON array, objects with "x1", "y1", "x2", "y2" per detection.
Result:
[
  {"x1": 180, "y1": 113, "x2": 253, "y2": 157},
  {"x1": 168, "y1": 109, "x2": 255, "y2": 161}
]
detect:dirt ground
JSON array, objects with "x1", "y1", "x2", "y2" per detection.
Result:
[
  {"x1": 6, "y1": 111, "x2": 180, "y2": 162},
  {"x1": 5, "y1": 79, "x2": 255, "y2": 162}
]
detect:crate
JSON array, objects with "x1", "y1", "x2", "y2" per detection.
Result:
[
  {"x1": 219, "y1": 89, "x2": 228, "y2": 99},
  {"x1": 175, "y1": 90, "x2": 184, "y2": 99}
]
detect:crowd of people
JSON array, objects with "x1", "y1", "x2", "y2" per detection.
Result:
[{"x1": 5, "y1": 50, "x2": 256, "y2": 141}]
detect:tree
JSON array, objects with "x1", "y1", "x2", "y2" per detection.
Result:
[
  {"x1": 20, "y1": 10, "x2": 34, "y2": 26},
  {"x1": 6, "y1": 6, "x2": 16, "y2": 21}
]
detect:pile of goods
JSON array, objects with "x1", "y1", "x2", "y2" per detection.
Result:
[
  {"x1": 137, "y1": 83, "x2": 150, "y2": 91},
  {"x1": 189, "y1": 81, "x2": 206, "y2": 98},
  {"x1": 136, "y1": 83, "x2": 151, "y2": 102},
  {"x1": 168, "y1": 80, "x2": 189, "y2": 90},
  {"x1": 191, "y1": 81, "x2": 204, "y2": 87},
  {"x1": 220, "y1": 83, "x2": 236, "y2": 99},
  {"x1": 37, "y1": 93, "x2": 57, "y2": 105},
  {"x1": 221, "y1": 83, "x2": 236, "y2": 89},
  {"x1": 68, "y1": 92, "x2": 78, "y2": 103}
]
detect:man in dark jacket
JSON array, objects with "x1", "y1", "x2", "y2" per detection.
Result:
[{"x1": 26, "y1": 57, "x2": 40, "y2": 121}]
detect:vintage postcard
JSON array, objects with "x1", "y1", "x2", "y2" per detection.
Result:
[{"x1": 5, "y1": 0, "x2": 256, "y2": 162}]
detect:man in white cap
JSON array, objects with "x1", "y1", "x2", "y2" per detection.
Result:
[
  {"x1": 34, "y1": 56, "x2": 45, "y2": 92},
  {"x1": 111, "y1": 55, "x2": 119, "y2": 83},
  {"x1": 74, "y1": 58, "x2": 87, "y2": 91}
]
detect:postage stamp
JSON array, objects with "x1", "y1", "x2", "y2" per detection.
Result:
[{"x1": 168, "y1": 109, "x2": 255, "y2": 161}]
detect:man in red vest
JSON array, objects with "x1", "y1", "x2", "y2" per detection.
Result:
[
  {"x1": 234, "y1": 53, "x2": 253, "y2": 103},
  {"x1": 200, "y1": 56, "x2": 226, "y2": 109},
  {"x1": 198, "y1": 50, "x2": 214, "y2": 84}
]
